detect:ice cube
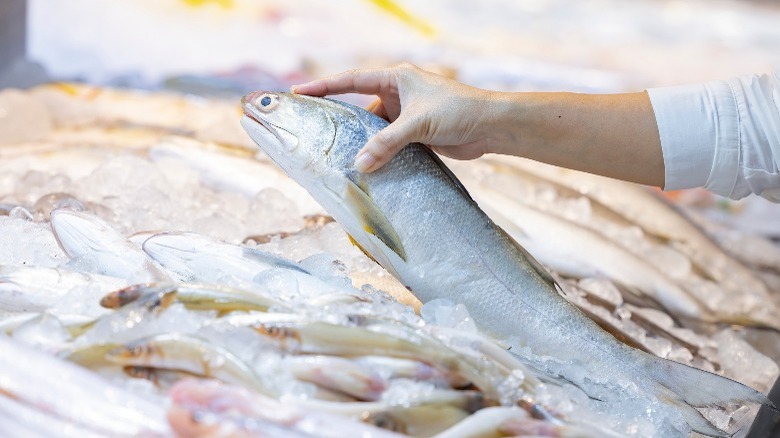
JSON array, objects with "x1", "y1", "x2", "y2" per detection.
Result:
[
  {"x1": 714, "y1": 329, "x2": 779, "y2": 393},
  {"x1": 0, "y1": 217, "x2": 66, "y2": 267}
]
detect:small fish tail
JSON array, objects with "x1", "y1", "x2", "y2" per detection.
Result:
[
  {"x1": 642, "y1": 353, "x2": 772, "y2": 436},
  {"x1": 645, "y1": 355, "x2": 771, "y2": 408}
]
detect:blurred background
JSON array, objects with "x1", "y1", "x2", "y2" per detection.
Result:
[{"x1": 3, "y1": 0, "x2": 779, "y2": 94}]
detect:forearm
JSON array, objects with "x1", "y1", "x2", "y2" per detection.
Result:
[{"x1": 486, "y1": 91, "x2": 664, "y2": 187}]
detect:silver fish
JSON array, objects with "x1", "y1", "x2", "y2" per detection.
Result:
[
  {"x1": 496, "y1": 158, "x2": 777, "y2": 319},
  {"x1": 50, "y1": 209, "x2": 170, "y2": 283},
  {"x1": 141, "y1": 231, "x2": 308, "y2": 283},
  {"x1": 0, "y1": 334, "x2": 169, "y2": 435},
  {"x1": 0, "y1": 265, "x2": 125, "y2": 315},
  {"x1": 241, "y1": 91, "x2": 771, "y2": 437}
]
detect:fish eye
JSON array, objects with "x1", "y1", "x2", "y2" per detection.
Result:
[{"x1": 256, "y1": 93, "x2": 278, "y2": 112}]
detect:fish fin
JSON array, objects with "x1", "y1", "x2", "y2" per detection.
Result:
[
  {"x1": 241, "y1": 247, "x2": 310, "y2": 274},
  {"x1": 347, "y1": 233, "x2": 381, "y2": 266},
  {"x1": 419, "y1": 145, "x2": 475, "y2": 202},
  {"x1": 640, "y1": 352, "x2": 773, "y2": 437},
  {"x1": 646, "y1": 356, "x2": 772, "y2": 409},
  {"x1": 663, "y1": 394, "x2": 732, "y2": 438},
  {"x1": 343, "y1": 178, "x2": 407, "y2": 262}
]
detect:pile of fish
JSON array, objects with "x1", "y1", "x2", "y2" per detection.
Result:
[
  {"x1": 0, "y1": 84, "x2": 779, "y2": 437},
  {"x1": 1, "y1": 208, "x2": 594, "y2": 437}
]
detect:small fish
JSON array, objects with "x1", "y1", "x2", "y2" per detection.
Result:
[
  {"x1": 123, "y1": 365, "x2": 198, "y2": 389},
  {"x1": 71, "y1": 285, "x2": 179, "y2": 346},
  {"x1": 284, "y1": 355, "x2": 387, "y2": 401},
  {"x1": 100, "y1": 282, "x2": 287, "y2": 313},
  {"x1": 0, "y1": 335, "x2": 169, "y2": 435},
  {"x1": 431, "y1": 406, "x2": 603, "y2": 438},
  {"x1": 241, "y1": 90, "x2": 772, "y2": 436},
  {"x1": 105, "y1": 333, "x2": 269, "y2": 395},
  {"x1": 60, "y1": 342, "x2": 120, "y2": 368},
  {"x1": 98, "y1": 282, "x2": 177, "y2": 309},
  {"x1": 141, "y1": 231, "x2": 307, "y2": 282},
  {"x1": 355, "y1": 355, "x2": 460, "y2": 386},
  {"x1": 167, "y1": 378, "x2": 406, "y2": 438},
  {"x1": 361, "y1": 405, "x2": 469, "y2": 437},
  {"x1": 142, "y1": 231, "x2": 367, "y2": 301},
  {"x1": 0, "y1": 265, "x2": 126, "y2": 315},
  {"x1": 50, "y1": 209, "x2": 170, "y2": 283}
]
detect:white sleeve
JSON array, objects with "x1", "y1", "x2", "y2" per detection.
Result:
[{"x1": 647, "y1": 72, "x2": 780, "y2": 202}]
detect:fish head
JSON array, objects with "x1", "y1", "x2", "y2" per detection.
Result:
[
  {"x1": 241, "y1": 91, "x2": 368, "y2": 181},
  {"x1": 241, "y1": 91, "x2": 409, "y2": 277}
]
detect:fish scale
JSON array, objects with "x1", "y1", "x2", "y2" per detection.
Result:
[{"x1": 241, "y1": 91, "x2": 771, "y2": 437}]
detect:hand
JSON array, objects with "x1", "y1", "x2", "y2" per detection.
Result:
[{"x1": 293, "y1": 63, "x2": 496, "y2": 173}]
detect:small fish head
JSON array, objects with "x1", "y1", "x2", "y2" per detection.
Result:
[
  {"x1": 241, "y1": 91, "x2": 355, "y2": 179},
  {"x1": 107, "y1": 341, "x2": 159, "y2": 362}
]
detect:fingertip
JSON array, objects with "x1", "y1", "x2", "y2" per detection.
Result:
[
  {"x1": 291, "y1": 81, "x2": 323, "y2": 96},
  {"x1": 354, "y1": 150, "x2": 378, "y2": 173}
]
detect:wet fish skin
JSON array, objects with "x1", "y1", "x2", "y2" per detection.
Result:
[{"x1": 241, "y1": 91, "x2": 771, "y2": 437}]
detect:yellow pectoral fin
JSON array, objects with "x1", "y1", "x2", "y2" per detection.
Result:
[
  {"x1": 347, "y1": 233, "x2": 380, "y2": 265},
  {"x1": 344, "y1": 179, "x2": 407, "y2": 262}
]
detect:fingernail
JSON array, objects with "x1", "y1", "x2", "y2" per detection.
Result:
[
  {"x1": 354, "y1": 151, "x2": 376, "y2": 172},
  {"x1": 290, "y1": 85, "x2": 300, "y2": 93}
]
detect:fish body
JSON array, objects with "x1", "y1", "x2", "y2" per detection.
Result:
[
  {"x1": 472, "y1": 187, "x2": 709, "y2": 320},
  {"x1": 142, "y1": 232, "x2": 356, "y2": 299},
  {"x1": 105, "y1": 333, "x2": 267, "y2": 393},
  {"x1": 50, "y1": 209, "x2": 170, "y2": 283},
  {"x1": 500, "y1": 158, "x2": 774, "y2": 306},
  {"x1": 0, "y1": 335, "x2": 169, "y2": 435},
  {"x1": 0, "y1": 265, "x2": 125, "y2": 315},
  {"x1": 241, "y1": 91, "x2": 770, "y2": 436},
  {"x1": 168, "y1": 379, "x2": 406, "y2": 438},
  {"x1": 99, "y1": 282, "x2": 288, "y2": 313},
  {"x1": 141, "y1": 231, "x2": 308, "y2": 283}
]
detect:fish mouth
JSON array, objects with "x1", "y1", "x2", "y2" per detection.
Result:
[
  {"x1": 240, "y1": 95, "x2": 264, "y2": 126},
  {"x1": 241, "y1": 92, "x2": 297, "y2": 151}
]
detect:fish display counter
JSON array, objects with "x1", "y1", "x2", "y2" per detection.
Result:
[{"x1": 2, "y1": 0, "x2": 780, "y2": 437}]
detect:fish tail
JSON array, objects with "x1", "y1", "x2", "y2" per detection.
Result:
[
  {"x1": 641, "y1": 353, "x2": 773, "y2": 436},
  {"x1": 664, "y1": 394, "x2": 731, "y2": 438}
]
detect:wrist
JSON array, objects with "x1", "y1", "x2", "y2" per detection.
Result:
[{"x1": 481, "y1": 91, "x2": 533, "y2": 156}]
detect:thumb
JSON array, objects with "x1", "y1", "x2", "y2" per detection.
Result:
[{"x1": 354, "y1": 113, "x2": 418, "y2": 173}]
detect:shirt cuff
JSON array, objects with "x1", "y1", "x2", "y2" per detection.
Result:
[{"x1": 647, "y1": 80, "x2": 738, "y2": 194}]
